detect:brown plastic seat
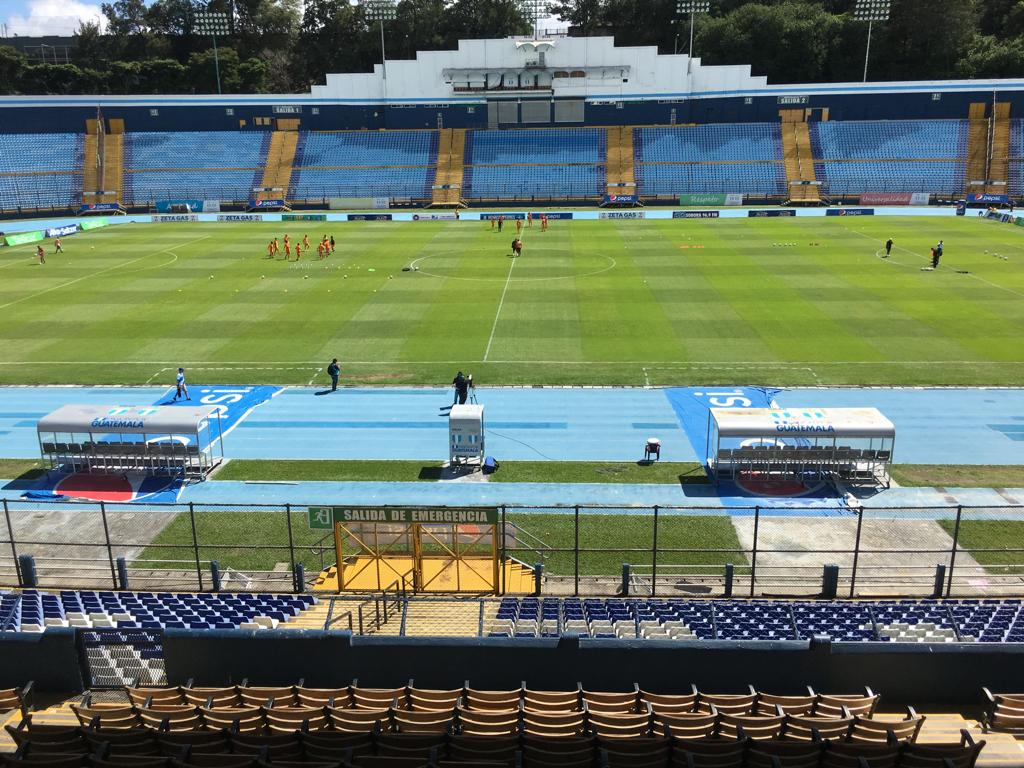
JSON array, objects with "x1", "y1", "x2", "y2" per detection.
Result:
[
  {"x1": 521, "y1": 735, "x2": 596, "y2": 768},
  {"x1": 263, "y1": 705, "x2": 329, "y2": 732},
  {"x1": 523, "y1": 710, "x2": 587, "y2": 738},
  {"x1": 820, "y1": 740, "x2": 900, "y2": 768},
  {"x1": 456, "y1": 706, "x2": 521, "y2": 737},
  {"x1": 813, "y1": 689, "x2": 879, "y2": 719},
  {"x1": 300, "y1": 730, "x2": 374, "y2": 760},
  {"x1": 178, "y1": 755, "x2": 256, "y2": 768},
  {"x1": 755, "y1": 691, "x2": 817, "y2": 716},
  {"x1": 848, "y1": 709, "x2": 924, "y2": 744},
  {"x1": 352, "y1": 686, "x2": 408, "y2": 710},
  {"x1": 239, "y1": 686, "x2": 297, "y2": 707},
  {"x1": 448, "y1": 734, "x2": 519, "y2": 764},
  {"x1": 125, "y1": 687, "x2": 186, "y2": 708},
  {"x1": 71, "y1": 704, "x2": 140, "y2": 730},
  {"x1": 600, "y1": 736, "x2": 670, "y2": 768},
  {"x1": 695, "y1": 690, "x2": 757, "y2": 716},
  {"x1": 982, "y1": 688, "x2": 1024, "y2": 732},
  {"x1": 326, "y1": 705, "x2": 390, "y2": 732},
  {"x1": 782, "y1": 713, "x2": 853, "y2": 742},
  {"x1": 0, "y1": 753, "x2": 89, "y2": 768},
  {"x1": 135, "y1": 705, "x2": 201, "y2": 732},
  {"x1": 587, "y1": 710, "x2": 652, "y2": 739},
  {"x1": 899, "y1": 729, "x2": 985, "y2": 768},
  {"x1": 715, "y1": 711, "x2": 784, "y2": 741},
  {"x1": 5, "y1": 722, "x2": 85, "y2": 753},
  {"x1": 408, "y1": 687, "x2": 463, "y2": 712},
  {"x1": 524, "y1": 689, "x2": 582, "y2": 713},
  {"x1": 296, "y1": 687, "x2": 352, "y2": 708},
  {"x1": 640, "y1": 689, "x2": 698, "y2": 716},
  {"x1": 670, "y1": 737, "x2": 748, "y2": 768},
  {"x1": 377, "y1": 731, "x2": 447, "y2": 758},
  {"x1": 392, "y1": 708, "x2": 455, "y2": 733},
  {"x1": 745, "y1": 739, "x2": 823, "y2": 768},
  {"x1": 81, "y1": 728, "x2": 160, "y2": 756},
  {"x1": 199, "y1": 706, "x2": 264, "y2": 733},
  {"x1": 464, "y1": 689, "x2": 523, "y2": 711},
  {"x1": 583, "y1": 690, "x2": 640, "y2": 714},
  {"x1": 654, "y1": 712, "x2": 718, "y2": 741},
  {"x1": 154, "y1": 730, "x2": 230, "y2": 754},
  {"x1": 181, "y1": 687, "x2": 241, "y2": 708},
  {"x1": 229, "y1": 731, "x2": 303, "y2": 759}
]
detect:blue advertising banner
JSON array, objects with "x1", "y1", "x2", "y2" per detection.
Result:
[
  {"x1": 249, "y1": 198, "x2": 287, "y2": 209},
  {"x1": 825, "y1": 208, "x2": 875, "y2": 216},
  {"x1": 45, "y1": 224, "x2": 79, "y2": 237},
  {"x1": 967, "y1": 193, "x2": 1010, "y2": 205},
  {"x1": 79, "y1": 202, "x2": 122, "y2": 213},
  {"x1": 603, "y1": 194, "x2": 638, "y2": 205},
  {"x1": 748, "y1": 209, "x2": 796, "y2": 217},
  {"x1": 673, "y1": 210, "x2": 720, "y2": 219}
]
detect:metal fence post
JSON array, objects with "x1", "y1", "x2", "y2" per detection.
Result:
[
  {"x1": 651, "y1": 505, "x2": 659, "y2": 597},
  {"x1": 189, "y1": 502, "x2": 204, "y2": 591},
  {"x1": 99, "y1": 501, "x2": 117, "y2": 589},
  {"x1": 573, "y1": 505, "x2": 580, "y2": 596},
  {"x1": 945, "y1": 505, "x2": 963, "y2": 598},
  {"x1": 500, "y1": 505, "x2": 507, "y2": 595},
  {"x1": 3, "y1": 500, "x2": 20, "y2": 585},
  {"x1": 285, "y1": 503, "x2": 296, "y2": 578},
  {"x1": 750, "y1": 506, "x2": 760, "y2": 598},
  {"x1": 849, "y1": 507, "x2": 865, "y2": 597}
]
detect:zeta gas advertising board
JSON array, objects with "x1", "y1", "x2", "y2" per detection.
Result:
[{"x1": 599, "y1": 211, "x2": 645, "y2": 219}]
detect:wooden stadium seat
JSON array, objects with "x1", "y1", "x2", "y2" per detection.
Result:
[
  {"x1": 523, "y1": 709, "x2": 587, "y2": 737},
  {"x1": 408, "y1": 687, "x2": 464, "y2": 711},
  {"x1": 263, "y1": 705, "x2": 329, "y2": 732},
  {"x1": 182, "y1": 687, "x2": 241, "y2": 708},
  {"x1": 781, "y1": 713, "x2": 853, "y2": 742},
  {"x1": 297, "y1": 687, "x2": 352, "y2": 708},
  {"x1": 812, "y1": 689, "x2": 879, "y2": 719},
  {"x1": 178, "y1": 753, "x2": 257, "y2": 768},
  {"x1": 755, "y1": 691, "x2": 817, "y2": 716},
  {"x1": 125, "y1": 687, "x2": 186, "y2": 708},
  {"x1": 377, "y1": 732, "x2": 447, "y2": 758},
  {"x1": 653, "y1": 713, "x2": 718, "y2": 741},
  {"x1": 464, "y1": 689, "x2": 523, "y2": 711},
  {"x1": 135, "y1": 705, "x2": 202, "y2": 732},
  {"x1": 359, "y1": 757, "x2": 435, "y2": 768},
  {"x1": 229, "y1": 731, "x2": 303, "y2": 760},
  {"x1": 583, "y1": 689, "x2": 640, "y2": 714},
  {"x1": 5, "y1": 721, "x2": 85, "y2": 754},
  {"x1": 899, "y1": 729, "x2": 985, "y2": 768},
  {"x1": 82, "y1": 728, "x2": 160, "y2": 756},
  {"x1": 240, "y1": 686, "x2": 298, "y2": 707},
  {"x1": 639, "y1": 690, "x2": 698, "y2": 716},
  {"x1": 586, "y1": 710, "x2": 652, "y2": 739},
  {"x1": 0, "y1": 751, "x2": 89, "y2": 768},
  {"x1": 0, "y1": 685, "x2": 31, "y2": 716},
  {"x1": 820, "y1": 739, "x2": 900, "y2": 768},
  {"x1": 200, "y1": 706, "x2": 264, "y2": 733},
  {"x1": 981, "y1": 688, "x2": 1024, "y2": 732},
  {"x1": 715, "y1": 712, "x2": 784, "y2": 741},
  {"x1": 670, "y1": 737, "x2": 748, "y2": 768},
  {"x1": 525, "y1": 689, "x2": 582, "y2": 713},
  {"x1": 521, "y1": 735, "x2": 596, "y2": 768},
  {"x1": 392, "y1": 708, "x2": 455, "y2": 733},
  {"x1": 696, "y1": 690, "x2": 757, "y2": 716},
  {"x1": 448, "y1": 734, "x2": 519, "y2": 764},
  {"x1": 745, "y1": 739, "x2": 823, "y2": 768},
  {"x1": 352, "y1": 686, "x2": 409, "y2": 710},
  {"x1": 326, "y1": 705, "x2": 390, "y2": 732},
  {"x1": 599, "y1": 736, "x2": 670, "y2": 768},
  {"x1": 848, "y1": 708, "x2": 924, "y2": 744},
  {"x1": 456, "y1": 706, "x2": 521, "y2": 737},
  {"x1": 71, "y1": 704, "x2": 140, "y2": 730},
  {"x1": 90, "y1": 757, "x2": 171, "y2": 768},
  {"x1": 154, "y1": 730, "x2": 230, "y2": 754},
  {"x1": 300, "y1": 731, "x2": 374, "y2": 761}
]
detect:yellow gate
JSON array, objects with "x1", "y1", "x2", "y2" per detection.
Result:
[{"x1": 308, "y1": 506, "x2": 500, "y2": 594}]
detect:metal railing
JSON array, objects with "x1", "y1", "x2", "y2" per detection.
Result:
[{"x1": 2, "y1": 499, "x2": 1023, "y2": 598}]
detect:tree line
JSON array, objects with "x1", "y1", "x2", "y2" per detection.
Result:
[{"x1": 0, "y1": 0, "x2": 1022, "y2": 96}]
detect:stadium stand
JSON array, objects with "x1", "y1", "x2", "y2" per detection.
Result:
[
  {"x1": 0, "y1": 133, "x2": 83, "y2": 211},
  {"x1": 122, "y1": 131, "x2": 269, "y2": 205},
  {"x1": 462, "y1": 128, "x2": 606, "y2": 199},
  {"x1": 982, "y1": 688, "x2": 1024, "y2": 733},
  {"x1": 810, "y1": 120, "x2": 968, "y2": 195},
  {"x1": 482, "y1": 598, "x2": 1024, "y2": 642},
  {"x1": 0, "y1": 590, "x2": 315, "y2": 632},
  {"x1": 288, "y1": 131, "x2": 439, "y2": 202},
  {"x1": 633, "y1": 124, "x2": 786, "y2": 197},
  {"x1": 1009, "y1": 119, "x2": 1023, "y2": 197}
]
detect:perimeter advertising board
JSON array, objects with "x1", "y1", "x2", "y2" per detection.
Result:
[{"x1": 679, "y1": 194, "x2": 743, "y2": 206}]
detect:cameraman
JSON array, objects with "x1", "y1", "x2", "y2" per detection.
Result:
[{"x1": 452, "y1": 371, "x2": 469, "y2": 405}]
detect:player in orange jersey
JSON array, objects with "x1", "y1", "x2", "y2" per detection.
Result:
[
  {"x1": 295, "y1": 243, "x2": 302, "y2": 261},
  {"x1": 302, "y1": 234, "x2": 310, "y2": 251},
  {"x1": 284, "y1": 240, "x2": 291, "y2": 259},
  {"x1": 267, "y1": 241, "x2": 275, "y2": 259},
  {"x1": 527, "y1": 212, "x2": 533, "y2": 228},
  {"x1": 317, "y1": 241, "x2": 325, "y2": 260}
]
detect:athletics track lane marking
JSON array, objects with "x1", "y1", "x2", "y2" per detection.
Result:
[{"x1": 0, "y1": 235, "x2": 212, "y2": 312}]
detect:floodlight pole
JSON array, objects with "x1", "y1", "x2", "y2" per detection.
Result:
[
  {"x1": 862, "y1": 18, "x2": 873, "y2": 83},
  {"x1": 212, "y1": 34, "x2": 222, "y2": 94},
  {"x1": 688, "y1": 10, "x2": 696, "y2": 75},
  {"x1": 379, "y1": 18, "x2": 387, "y2": 81}
]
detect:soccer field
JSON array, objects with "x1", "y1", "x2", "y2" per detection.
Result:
[{"x1": 2, "y1": 215, "x2": 1024, "y2": 387}]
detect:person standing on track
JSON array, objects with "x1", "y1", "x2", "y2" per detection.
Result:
[
  {"x1": 884, "y1": 238, "x2": 893, "y2": 257},
  {"x1": 327, "y1": 358, "x2": 341, "y2": 392},
  {"x1": 452, "y1": 371, "x2": 469, "y2": 405},
  {"x1": 173, "y1": 367, "x2": 190, "y2": 401}
]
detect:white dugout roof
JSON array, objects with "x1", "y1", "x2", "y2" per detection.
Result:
[
  {"x1": 37, "y1": 404, "x2": 219, "y2": 435},
  {"x1": 711, "y1": 407, "x2": 895, "y2": 440}
]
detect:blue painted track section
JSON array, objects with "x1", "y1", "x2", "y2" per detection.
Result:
[{"x1": 1, "y1": 385, "x2": 1023, "y2": 465}]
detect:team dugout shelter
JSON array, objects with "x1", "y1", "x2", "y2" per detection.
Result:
[
  {"x1": 36, "y1": 404, "x2": 224, "y2": 479},
  {"x1": 707, "y1": 407, "x2": 895, "y2": 488}
]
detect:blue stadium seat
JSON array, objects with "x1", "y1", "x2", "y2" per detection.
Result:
[{"x1": 0, "y1": 133, "x2": 83, "y2": 210}]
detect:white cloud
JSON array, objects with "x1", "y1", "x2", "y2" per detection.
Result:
[{"x1": 4, "y1": 0, "x2": 106, "y2": 36}]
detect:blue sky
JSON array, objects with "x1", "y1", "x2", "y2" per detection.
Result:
[{"x1": 1, "y1": 0, "x2": 107, "y2": 36}]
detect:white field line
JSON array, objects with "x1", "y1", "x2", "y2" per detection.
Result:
[
  {"x1": 2, "y1": 360, "x2": 1024, "y2": 367},
  {"x1": 0, "y1": 235, "x2": 211, "y2": 311},
  {"x1": 147, "y1": 366, "x2": 320, "y2": 386},
  {"x1": 483, "y1": 252, "x2": 518, "y2": 362}
]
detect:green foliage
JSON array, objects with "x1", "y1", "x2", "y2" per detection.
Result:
[
  {"x1": 0, "y1": 46, "x2": 27, "y2": 94},
  {"x1": 957, "y1": 34, "x2": 1024, "y2": 79}
]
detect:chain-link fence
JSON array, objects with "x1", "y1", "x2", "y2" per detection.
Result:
[{"x1": 2, "y1": 499, "x2": 1023, "y2": 598}]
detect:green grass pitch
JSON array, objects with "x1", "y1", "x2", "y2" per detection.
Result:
[{"x1": 2, "y1": 215, "x2": 1024, "y2": 387}]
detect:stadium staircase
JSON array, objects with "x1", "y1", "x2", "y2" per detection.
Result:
[
  {"x1": 605, "y1": 125, "x2": 636, "y2": 198},
  {"x1": 966, "y1": 102, "x2": 990, "y2": 191},
  {"x1": 779, "y1": 109, "x2": 821, "y2": 205},
  {"x1": 258, "y1": 129, "x2": 299, "y2": 202},
  {"x1": 101, "y1": 124, "x2": 125, "y2": 206},
  {"x1": 82, "y1": 122, "x2": 100, "y2": 200},
  {"x1": 429, "y1": 128, "x2": 467, "y2": 207},
  {"x1": 988, "y1": 102, "x2": 1012, "y2": 194}
]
